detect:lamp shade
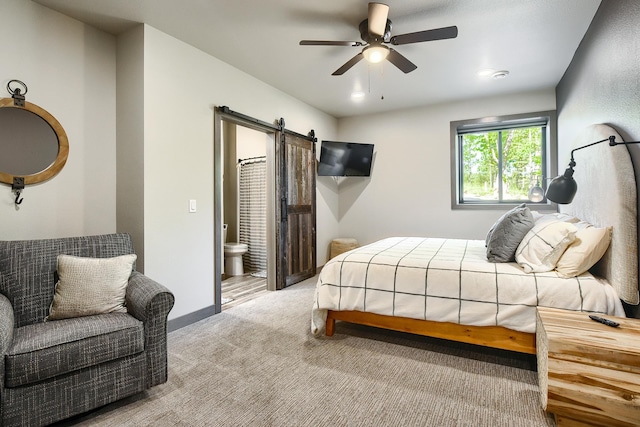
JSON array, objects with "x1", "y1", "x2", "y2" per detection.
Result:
[
  {"x1": 528, "y1": 185, "x2": 545, "y2": 203},
  {"x1": 545, "y1": 172, "x2": 577, "y2": 204},
  {"x1": 362, "y1": 45, "x2": 389, "y2": 63}
]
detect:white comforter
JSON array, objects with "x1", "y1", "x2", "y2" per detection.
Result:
[{"x1": 312, "y1": 237, "x2": 625, "y2": 334}]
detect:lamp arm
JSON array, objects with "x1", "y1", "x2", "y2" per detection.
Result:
[
  {"x1": 569, "y1": 137, "x2": 610, "y2": 162},
  {"x1": 608, "y1": 135, "x2": 640, "y2": 147},
  {"x1": 565, "y1": 136, "x2": 640, "y2": 176}
]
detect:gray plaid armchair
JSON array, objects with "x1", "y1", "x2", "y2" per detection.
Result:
[{"x1": 0, "y1": 233, "x2": 175, "y2": 426}]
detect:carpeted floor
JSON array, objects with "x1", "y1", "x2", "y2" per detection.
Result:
[{"x1": 58, "y1": 275, "x2": 555, "y2": 426}]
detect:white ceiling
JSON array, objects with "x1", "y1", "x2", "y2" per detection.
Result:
[{"x1": 33, "y1": 0, "x2": 601, "y2": 118}]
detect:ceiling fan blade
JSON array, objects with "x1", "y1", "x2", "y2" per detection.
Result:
[
  {"x1": 300, "y1": 40, "x2": 363, "y2": 47},
  {"x1": 368, "y1": 2, "x2": 389, "y2": 37},
  {"x1": 332, "y1": 53, "x2": 364, "y2": 75},
  {"x1": 386, "y1": 49, "x2": 417, "y2": 73},
  {"x1": 390, "y1": 25, "x2": 458, "y2": 45}
]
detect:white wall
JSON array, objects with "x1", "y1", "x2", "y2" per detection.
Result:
[
  {"x1": 335, "y1": 90, "x2": 556, "y2": 246},
  {"x1": 1, "y1": 3, "x2": 339, "y2": 323},
  {"x1": 116, "y1": 25, "x2": 145, "y2": 270},
  {"x1": 5, "y1": 1, "x2": 557, "y2": 324},
  {"x1": 133, "y1": 26, "x2": 338, "y2": 320},
  {"x1": 236, "y1": 126, "x2": 267, "y2": 160},
  {"x1": 0, "y1": 0, "x2": 116, "y2": 239}
]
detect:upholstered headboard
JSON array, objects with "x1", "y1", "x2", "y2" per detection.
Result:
[{"x1": 559, "y1": 124, "x2": 639, "y2": 305}]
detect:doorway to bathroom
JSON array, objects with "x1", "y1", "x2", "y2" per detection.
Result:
[
  {"x1": 221, "y1": 124, "x2": 271, "y2": 308},
  {"x1": 213, "y1": 107, "x2": 317, "y2": 313}
]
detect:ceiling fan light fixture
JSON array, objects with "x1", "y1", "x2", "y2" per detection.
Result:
[
  {"x1": 362, "y1": 45, "x2": 389, "y2": 63},
  {"x1": 300, "y1": 3, "x2": 458, "y2": 75}
]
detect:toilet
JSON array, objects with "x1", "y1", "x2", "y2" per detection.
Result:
[{"x1": 223, "y1": 224, "x2": 248, "y2": 276}]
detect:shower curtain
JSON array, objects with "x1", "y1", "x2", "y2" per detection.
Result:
[{"x1": 238, "y1": 157, "x2": 267, "y2": 273}]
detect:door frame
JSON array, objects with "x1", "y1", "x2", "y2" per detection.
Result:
[{"x1": 213, "y1": 106, "x2": 280, "y2": 313}]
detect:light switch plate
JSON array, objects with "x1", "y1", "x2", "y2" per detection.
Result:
[{"x1": 189, "y1": 199, "x2": 197, "y2": 213}]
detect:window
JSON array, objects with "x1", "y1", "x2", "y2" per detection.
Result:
[{"x1": 450, "y1": 111, "x2": 557, "y2": 209}]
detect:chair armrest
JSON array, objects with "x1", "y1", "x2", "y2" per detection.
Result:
[
  {"x1": 125, "y1": 271, "x2": 175, "y2": 388},
  {"x1": 0, "y1": 293, "x2": 14, "y2": 355},
  {"x1": 126, "y1": 271, "x2": 174, "y2": 322},
  {"x1": 0, "y1": 292, "x2": 15, "y2": 392}
]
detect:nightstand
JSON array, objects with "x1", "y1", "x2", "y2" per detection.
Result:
[{"x1": 536, "y1": 307, "x2": 640, "y2": 427}]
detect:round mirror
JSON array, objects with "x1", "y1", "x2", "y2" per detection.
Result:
[{"x1": 0, "y1": 97, "x2": 69, "y2": 186}]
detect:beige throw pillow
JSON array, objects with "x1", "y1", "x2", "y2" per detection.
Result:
[
  {"x1": 48, "y1": 254, "x2": 136, "y2": 320},
  {"x1": 555, "y1": 226, "x2": 612, "y2": 278},
  {"x1": 515, "y1": 221, "x2": 577, "y2": 273}
]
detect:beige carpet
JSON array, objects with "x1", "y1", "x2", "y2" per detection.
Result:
[{"x1": 58, "y1": 275, "x2": 555, "y2": 426}]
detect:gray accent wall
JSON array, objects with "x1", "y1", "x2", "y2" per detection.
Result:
[
  {"x1": 556, "y1": 0, "x2": 640, "y2": 168},
  {"x1": 556, "y1": 0, "x2": 640, "y2": 315}
]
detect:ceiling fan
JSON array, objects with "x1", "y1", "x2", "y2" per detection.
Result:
[{"x1": 300, "y1": 2, "x2": 458, "y2": 76}]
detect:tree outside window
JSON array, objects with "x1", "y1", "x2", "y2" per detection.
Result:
[
  {"x1": 460, "y1": 126, "x2": 543, "y2": 202},
  {"x1": 450, "y1": 111, "x2": 556, "y2": 209}
]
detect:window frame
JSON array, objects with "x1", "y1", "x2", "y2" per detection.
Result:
[{"x1": 450, "y1": 110, "x2": 558, "y2": 210}]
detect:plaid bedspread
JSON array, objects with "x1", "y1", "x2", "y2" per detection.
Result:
[{"x1": 312, "y1": 237, "x2": 625, "y2": 334}]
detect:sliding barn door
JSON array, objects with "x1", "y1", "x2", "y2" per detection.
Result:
[{"x1": 275, "y1": 124, "x2": 317, "y2": 289}]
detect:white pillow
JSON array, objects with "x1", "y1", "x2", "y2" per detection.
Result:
[
  {"x1": 515, "y1": 221, "x2": 577, "y2": 273},
  {"x1": 47, "y1": 254, "x2": 137, "y2": 320},
  {"x1": 531, "y1": 211, "x2": 580, "y2": 225},
  {"x1": 555, "y1": 226, "x2": 612, "y2": 278}
]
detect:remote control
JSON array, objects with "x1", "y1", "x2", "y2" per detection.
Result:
[{"x1": 589, "y1": 314, "x2": 620, "y2": 327}]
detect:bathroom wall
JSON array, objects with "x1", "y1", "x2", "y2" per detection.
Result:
[
  {"x1": 222, "y1": 122, "x2": 238, "y2": 243},
  {"x1": 236, "y1": 126, "x2": 268, "y2": 162},
  {"x1": 223, "y1": 124, "x2": 268, "y2": 244},
  {"x1": 236, "y1": 126, "x2": 269, "y2": 273}
]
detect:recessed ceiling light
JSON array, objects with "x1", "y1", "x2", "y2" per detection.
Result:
[{"x1": 491, "y1": 70, "x2": 510, "y2": 79}]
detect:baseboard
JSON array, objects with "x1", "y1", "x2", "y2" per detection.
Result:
[
  {"x1": 168, "y1": 268, "x2": 324, "y2": 332},
  {"x1": 168, "y1": 304, "x2": 217, "y2": 332}
]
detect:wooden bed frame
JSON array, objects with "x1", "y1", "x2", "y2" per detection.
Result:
[
  {"x1": 326, "y1": 310, "x2": 536, "y2": 354},
  {"x1": 322, "y1": 125, "x2": 638, "y2": 355}
]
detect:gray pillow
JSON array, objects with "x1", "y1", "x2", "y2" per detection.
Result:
[{"x1": 486, "y1": 203, "x2": 534, "y2": 262}]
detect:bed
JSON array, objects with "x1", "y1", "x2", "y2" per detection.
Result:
[{"x1": 311, "y1": 124, "x2": 639, "y2": 354}]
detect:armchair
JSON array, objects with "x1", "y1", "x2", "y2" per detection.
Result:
[{"x1": 0, "y1": 233, "x2": 174, "y2": 426}]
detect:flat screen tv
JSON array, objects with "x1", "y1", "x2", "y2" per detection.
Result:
[{"x1": 317, "y1": 140, "x2": 374, "y2": 177}]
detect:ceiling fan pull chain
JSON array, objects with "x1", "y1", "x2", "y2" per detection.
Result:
[{"x1": 380, "y1": 62, "x2": 385, "y2": 100}]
